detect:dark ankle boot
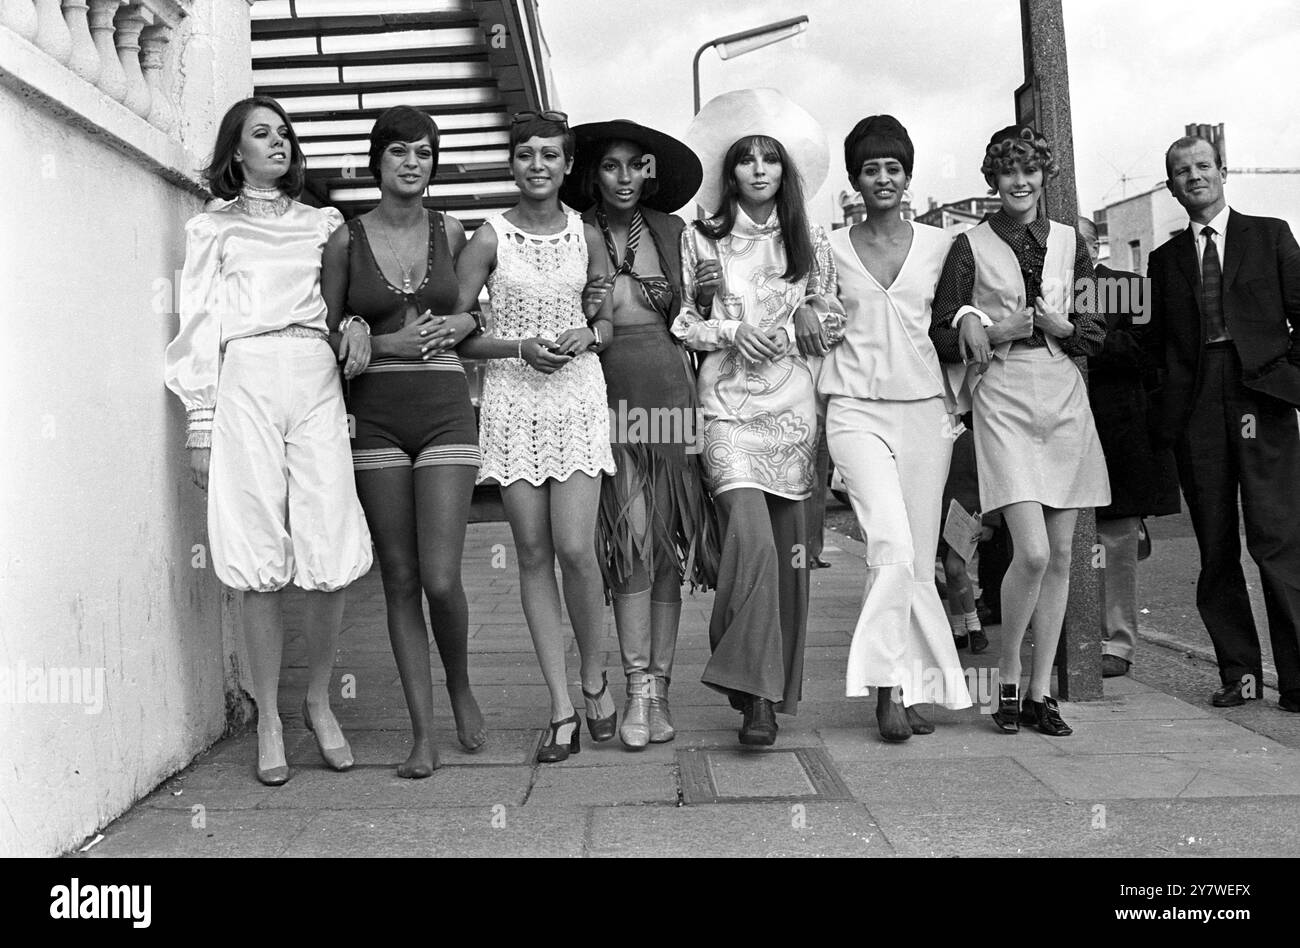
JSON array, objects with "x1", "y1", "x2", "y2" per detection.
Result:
[
  {"x1": 992, "y1": 682, "x2": 1020, "y2": 733},
  {"x1": 904, "y1": 704, "x2": 934, "y2": 735},
  {"x1": 1028, "y1": 695, "x2": 1073, "y2": 736},
  {"x1": 739, "y1": 695, "x2": 777, "y2": 746},
  {"x1": 876, "y1": 687, "x2": 912, "y2": 742}
]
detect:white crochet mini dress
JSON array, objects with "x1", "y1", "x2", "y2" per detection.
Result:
[{"x1": 477, "y1": 211, "x2": 617, "y2": 486}]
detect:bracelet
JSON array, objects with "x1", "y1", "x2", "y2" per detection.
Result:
[
  {"x1": 518, "y1": 339, "x2": 523, "y2": 360},
  {"x1": 591, "y1": 325, "x2": 602, "y2": 349},
  {"x1": 468, "y1": 309, "x2": 486, "y2": 336},
  {"x1": 340, "y1": 315, "x2": 370, "y2": 335}
]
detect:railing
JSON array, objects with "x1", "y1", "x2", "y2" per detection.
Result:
[{"x1": 2, "y1": 0, "x2": 186, "y2": 133}]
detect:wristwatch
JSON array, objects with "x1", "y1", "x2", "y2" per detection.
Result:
[{"x1": 467, "y1": 309, "x2": 487, "y2": 336}]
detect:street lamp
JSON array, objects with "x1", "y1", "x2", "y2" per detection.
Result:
[{"x1": 692, "y1": 15, "x2": 809, "y2": 114}]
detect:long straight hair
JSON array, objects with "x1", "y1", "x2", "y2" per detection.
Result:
[
  {"x1": 201, "y1": 95, "x2": 305, "y2": 200},
  {"x1": 695, "y1": 134, "x2": 813, "y2": 282}
]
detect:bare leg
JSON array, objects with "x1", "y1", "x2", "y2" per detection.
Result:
[
  {"x1": 414, "y1": 464, "x2": 485, "y2": 751},
  {"x1": 502, "y1": 481, "x2": 573, "y2": 722},
  {"x1": 302, "y1": 588, "x2": 350, "y2": 761},
  {"x1": 354, "y1": 465, "x2": 438, "y2": 776},
  {"x1": 243, "y1": 590, "x2": 286, "y2": 772},
  {"x1": 1026, "y1": 507, "x2": 1079, "y2": 701},
  {"x1": 549, "y1": 472, "x2": 610, "y2": 696},
  {"x1": 998, "y1": 502, "x2": 1052, "y2": 689}
]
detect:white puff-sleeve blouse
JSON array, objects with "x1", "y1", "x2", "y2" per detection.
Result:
[{"x1": 163, "y1": 200, "x2": 344, "y2": 447}]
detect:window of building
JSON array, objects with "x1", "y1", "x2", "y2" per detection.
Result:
[{"x1": 1129, "y1": 239, "x2": 1142, "y2": 273}]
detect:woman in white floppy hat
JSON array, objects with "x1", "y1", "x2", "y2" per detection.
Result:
[{"x1": 673, "y1": 88, "x2": 845, "y2": 746}]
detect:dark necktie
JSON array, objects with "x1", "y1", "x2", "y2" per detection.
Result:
[{"x1": 1200, "y1": 225, "x2": 1227, "y2": 342}]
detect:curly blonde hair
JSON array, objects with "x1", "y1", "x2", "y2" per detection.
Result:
[{"x1": 981, "y1": 125, "x2": 1059, "y2": 192}]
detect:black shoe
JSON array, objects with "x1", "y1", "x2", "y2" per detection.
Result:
[
  {"x1": 1019, "y1": 696, "x2": 1039, "y2": 727},
  {"x1": 1211, "y1": 680, "x2": 1257, "y2": 708},
  {"x1": 581, "y1": 672, "x2": 617, "y2": 742},
  {"x1": 876, "y1": 689, "x2": 911, "y2": 743},
  {"x1": 810, "y1": 556, "x2": 832, "y2": 569},
  {"x1": 537, "y1": 711, "x2": 581, "y2": 763},
  {"x1": 739, "y1": 696, "x2": 778, "y2": 746},
  {"x1": 969, "y1": 626, "x2": 989, "y2": 654},
  {"x1": 952, "y1": 632, "x2": 969, "y2": 650},
  {"x1": 1027, "y1": 695, "x2": 1073, "y2": 736},
  {"x1": 1101, "y1": 655, "x2": 1131, "y2": 678},
  {"x1": 991, "y1": 683, "x2": 1019, "y2": 733}
]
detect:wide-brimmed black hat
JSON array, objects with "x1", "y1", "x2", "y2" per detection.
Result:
[{"x1": 560, "y1": 119, "x2": 703, "y2": 213}]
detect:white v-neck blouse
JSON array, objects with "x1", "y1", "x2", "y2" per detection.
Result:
[{"x1": 820, "y1": 221, "x2": 952, "y2": 401}]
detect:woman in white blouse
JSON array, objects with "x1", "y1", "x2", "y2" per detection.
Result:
[
  {"x1": 675, "y1": 89, "x2": 844, "y2": 746},
  {"x1": 164, "y1": 97, "x2": 373, "y2": 785},
  {"x1": 822, "y1": 115, "x2": 972, "y2": 742}
]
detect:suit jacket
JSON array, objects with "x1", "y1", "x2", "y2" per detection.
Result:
[
  {"x1": 1089, "y1": 264, "x2": 1180, "y2": 518},
  {"x1": 1142, "y1": 209, "x2": 1300, "y2": 444}
]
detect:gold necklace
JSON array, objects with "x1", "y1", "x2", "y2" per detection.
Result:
[{"x1": 374, "y1": 218, "x2": 418, "y2": 293}]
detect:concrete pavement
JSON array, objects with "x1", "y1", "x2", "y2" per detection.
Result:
[{"x1": 76, "y1": 521, "x2": 1300, "y2": 858}]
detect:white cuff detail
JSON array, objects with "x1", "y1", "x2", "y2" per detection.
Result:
[{"x1": 952, "y1": 305, "x2": 992, "y2": 329}]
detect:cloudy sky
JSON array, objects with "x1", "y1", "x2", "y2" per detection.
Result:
[{"x1": 537, "y1": 0, "x2": 1300, "y2": 226}]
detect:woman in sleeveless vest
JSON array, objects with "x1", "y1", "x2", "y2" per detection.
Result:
[
  {"x1": 561, "y1": 120, "x2": 720, "y2": 749},
  {"x1": 930, "y1": 124, "x2": 1109, "y2": 737},
  {"x1": 164, "y1": 97, "x2": 372, "y2": 786},
  {"x1": 675, "y1": 90, "x2": 845, "y2": 747},
  {"x1": 822, "y1": 116, "x2": 973, "y2": 743},
  {"x1": 320, "y1": 107, "x2": 487, "y2": 778},
  {"x1": 455, "y1": 112, "x2": 619, "y2": 763}
]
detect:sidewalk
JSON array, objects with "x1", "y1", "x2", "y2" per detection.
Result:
[{"x1": 79, "y1": 523, "x2": 1300, "y2": 858}]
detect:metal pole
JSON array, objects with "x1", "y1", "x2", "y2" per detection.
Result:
[{"x1": 1020, "y1": 0, "x2": 1102, "y2": 701}]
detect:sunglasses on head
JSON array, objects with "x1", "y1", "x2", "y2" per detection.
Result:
[{"x1": 511, "y1": 110, "x2": 569, "y2": 127}]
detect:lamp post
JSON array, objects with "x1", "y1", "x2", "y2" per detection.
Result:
[{"x1": 692, "y1": 15, "x2": 809, "y2": 114}]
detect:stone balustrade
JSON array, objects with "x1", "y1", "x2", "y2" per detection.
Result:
[{"x1": 3, "y1": 0, "x2": 187, "y2": 137}]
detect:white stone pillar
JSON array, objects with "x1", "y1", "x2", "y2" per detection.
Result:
[
  {"x1": 33, "y1": 0, "x2": 72, "y2": 62},
  {"x1": 112, "y1": 2, "x2": 149, "y2": 118},
  {"x1": 61, "y1": 0, "x2": 101, "y2": 83},
  {"x1": 2, "y1": 0, "x2": 38, "y2": 41},
  {"x1": 140, "y1": 21, "x2": 174, "y2": 134},
  {"x1": 87, "y1": 0, "x2": 126, "y2": 102}
]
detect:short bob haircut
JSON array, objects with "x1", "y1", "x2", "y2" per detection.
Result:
[
  {"x1": 202, "y1": 96, "x2": 305, "y2": 200},
  {"x1": 1163, "y1": 134, "x2": 1223, "y2": 179},
  {"x1": 980, "y1": 124, "x2": 1059, "y2": 193},
  {"x1": 368, "y1": 106, "x2": 440, "y2": 184},
  {"x1": 844, "y1": 114, "x2": 914, "y2": 178},
  {"x1": 576, "y1": 138, "x2": 661, "y2": 208},
  {"x1": 509, "y1": 115, "x2": 575, "y2": 161}
]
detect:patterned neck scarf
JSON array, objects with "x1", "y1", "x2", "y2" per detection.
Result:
[{"x1": 597, "y1": 206, "x2": 673, "y2": 318}]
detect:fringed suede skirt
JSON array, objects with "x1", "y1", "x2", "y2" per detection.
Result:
[{"x1": 597, "y1": 323, "x2": 720, "y2": 596}]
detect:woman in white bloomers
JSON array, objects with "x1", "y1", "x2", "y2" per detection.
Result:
[
  {"x1": 164, "y1": 96, "x2": 372, "y2": 786},
  {"x1": 822, "y1": 115, "x2": 973, "y2": 743}
]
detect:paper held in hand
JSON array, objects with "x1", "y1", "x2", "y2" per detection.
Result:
[{"x1": 943, "y1": 499, "x2": 981, "y2": 564}]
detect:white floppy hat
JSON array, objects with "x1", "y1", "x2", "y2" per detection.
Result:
[{"x1": 686, "y1": 87, "x2": 830, "y2": 216}]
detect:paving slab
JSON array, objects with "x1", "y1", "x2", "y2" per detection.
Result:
[
  {"x1": 588, "y1": 802, "x2": 890, "y2": 858},
  {"x1": 280, "y1": 806, "x2": 588, "y2": 858},
  {"x1": 838, "y1": 756, "x2": 1060, "y2": 808},
  {"x1": 254, "y1": 765, "x2": 534, "y2": 810},
  {"x1": 81, "y1": 808, "x2": 314, "y2": 858},
  {"x1": 526, "y1": 762, "x2": 679, "y2": 806}
]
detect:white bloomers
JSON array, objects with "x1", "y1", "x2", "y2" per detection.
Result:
[{"x1": 208, "y1": 335, "x2": 372, "y2": 592}]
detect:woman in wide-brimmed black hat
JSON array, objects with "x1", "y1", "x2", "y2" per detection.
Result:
[{"x1": 563, "y1": 119, "x2": 720, "y2": 749}]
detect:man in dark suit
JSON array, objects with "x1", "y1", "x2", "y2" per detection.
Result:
[{"x1": 1143, "y1": 135, "x2": 1300, "y2": 711}]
